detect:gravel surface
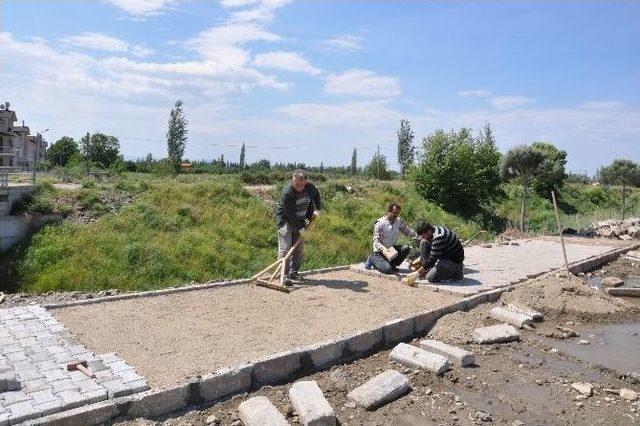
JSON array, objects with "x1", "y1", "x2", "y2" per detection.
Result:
[{"x1": 53, "y1": 270, "x2": 457, "y2": 388}]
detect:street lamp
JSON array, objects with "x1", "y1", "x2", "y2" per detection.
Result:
[{"x1": 33, "y1": 128, "x2": 50, "y2": 182}]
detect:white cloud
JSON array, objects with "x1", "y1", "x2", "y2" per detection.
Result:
[
  {"x1": 61, "y1": 32, "x2": 154, "y2": 57},
  {"x1": 320, "y1": 34, "x2": 363, "y2": 52},
  {"x1": 324, "y1": 69, "x2": 401, "y2": 98},
  {"x1": 580, "y1": 101, "x2": 623, "y2": 110},
  {"x1": 253, "y1": 51, "x2": 321, "y2": 75},
  {"x1": 277, "y1": 100, "x2": 399, "y2": 128},
  {"x1": 490, "y1": 96, "x2": 535, "y2": 109},
  {"x1": 220, "y1": 0, "x2": 260, "y2": 8},
  {"x1": 458, "y1": 89, "x2": 491, "y2": 97},
  {"x1": 102, "y1": 0, "x2": 182, "y2": 19},
  {"x1": 228, "y1": 0, "x2": 293, "y2": 23}
]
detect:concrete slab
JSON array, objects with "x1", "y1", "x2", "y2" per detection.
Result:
[
  {"x1": 506, "y1": 304, "x2": 543, "y2": 322},
  {"x1": 347, "y1": 370, "x2": 410, "y2": 410},
  {"x1": 389, "y1": 343, "x2": 449, "y2": 375},
  {"x1": 288, "y1": 381, "x2": 335, "y2": 426},
  {"x1": 472, "y1": 324, "x2": 520, "y2": 344},
  {"x1": 419, "y1": 339, "x2": 475, "y2": 367},
  {"x1": 489, "y1": 307, "x2": 533, "y2": 328},
  {"x1": 238, "y1": 396, "x2": 289, "y2": 426}
]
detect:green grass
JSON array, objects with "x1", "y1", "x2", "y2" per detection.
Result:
[{"x1": 16, "y1": 174, "x2": 484, "y2": 293}]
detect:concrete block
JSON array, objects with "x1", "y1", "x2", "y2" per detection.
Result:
[
  {"x1": 389, "y1": 343, "x2": 449, "y2": 375},
  {"x1": 253, "y1": 350, "x2": 303, "y2": 387},
  {"x1": 606, "y1": 287, "x2": 640, "y2": 297},
  {"x1": 200, "y1": 363, "x2": 253, "y2": 402},
  {"x1": 57, "y1": 390, "x2": 87, "y2": 410},
  {"x1": 31, "y1": 399, "x2": 63, "y2": 417},
  {"x1": 506, "y1": 304, "x2": 543, "y2": 322},
  {"x1": 346, "y1": 327, "x2": 383, "y2": 355},
  {"x1": 489, "y1": 307, "x2": 533, "y2": 328},
  {"x1": 50, "y1": 380, "x2": 79, "y2": 395},
  {"x1": 28, "y1": 400, "x2": 118, "y2": 426},
  {"x1": 7, "y1": 400, "x2": 39, "y2": 425},
  {"x1": 347, "y1": 370, "x2": 410, "y2": 410},
  {"x1": 100, "y1": 379, "x2": 132, "y2": 398},
  {"x1": 238, "y1": 396, "x2": 289, "y2": 426},
  {"x1": 116, "y1": 369, "x2": 145, "y2": 384},
  {"x1": 483, "y1": 288, "x2": 505, "y2": 303},
  {"x1": 0, "y1": 371, "x2": 20, "y2": 392},
  {"x1": 383, "y1": 317, "x2": 415, "y2": 345},
  {"x1": 441, "y1": 299, "x2": 469, "y2": 315},
  {"x1": 305, "y1": 338, "x2": 348, "y2": 370},
  {"x1": 414, "y1": 309, "x2": 442, "y2": 334},
  {"x1": 419, "y1": 339, "x2": 475, "y2": 367},
  {"x1": 126, "y1": 384, "x2": 190, "y2": 419},
  {"x1": 472, "y1": 324, "x2": 520, "y2": 344},
  {"x1": 288, "y1": 381, "x2": 335, "y2": 426},
  {"x1": 0, "y1": 413, "x2": 7, "y2": 426},
  {"x1": 29, "y1": 389, "x2": 59, "y2": 406}
]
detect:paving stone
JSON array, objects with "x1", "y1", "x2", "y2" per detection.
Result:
[
  {"x1": 506, "y1": 304, "x2": 543, "y2": 322},
  {"x1": 57, "y1": 390, "x2": 91, "y2": 410},
  {"x1": 347, "y1": 370, "x2": 410, "y2": 410},
  {"x1": 347, "y1": 327, "x2": 383, "y2": 355},
  {"x1": 382, "y1": 318, "x2": 415, "y2": 345},
  {"x1": 35, "y1": 361, "x2": 58, "y2": 372},
  {"x1": 288, "y1": 380, "x2": 335, "y2": 426},
  {"x1": 86, "y1": 360, "x2": 108, "y2": 372},
  {"x1": 389, "y1": 343, "x2": 449, "y2": 375},
  {"x1": 419, "y1": 339, "x2": 476, "y2": 367},
  {"x1": 101, "y1": 379, "x2": 132, "y2": 398},
  {"x1": 414, "y1": 309, "x2": 442, "y2": 334},
  {"x1": 238, "y1": 396, "x2": 289, "y2": 426},
  {"x1": 32, "y1": 399, "x2": 63, "y2": 417},
  {"x1": 0, "y1": 371, "x2": 20, "y2": 393},
  {"x1": 81, "y1": 389, "x2": 109, "y2": 404},
  {"x1": 0, "y1": 412, "x2": 9, "y2": 426},
  {"x1": 15, "y1": 369, "x2": 45, "y2": 382},
  {"x1": 7, "y1": 400, "x2": 39, "y2": 424},
  {"x1": 115, "y1": 369, "x2": 144, "y2": 384},
  {"x1": 1, "y1": 391, "x2": 33, "y2": 406},
  {"x1": 200, "y1": 364, "x2": 253, "y2": 402},
  {"x1": 43, "y1": 369, "x2": 68, "y2": 383},
  {"x1": 472, "y1": 324, "x2": 520, "y2": 344},
  {"x1": 606, "y1": 287, "x2": 640, "y2": 297},
  {"x1": 253, "y1": 350, "x2": 303, "y2": 386},
  {"x1": 489, "y1": 307, "x2": 533, "y2": 329},
  {"x1": 126, "y1": 385, "x2": 190, "y2": 419},
  {"x1": 305, "y1": 338, "x2": 348, "y2": 369},
  {"x1": 96, "y1": 353, "x2": 119, "y2": 364},
  {"x1": 22, "y1": 379, "x2": 50, "y2": 393},
  {"x1": 50, "y1": 380, "x2": 79, "y2": 395},
  {"x1": 28, "y1": 390, "x2": 60, "y2": 407}
]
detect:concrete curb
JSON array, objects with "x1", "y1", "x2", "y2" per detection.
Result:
[
  {"x1": 29, "y1": 243, "x2": 638, "y2": 425},
  {"x1": 42, "y1": 265, "x2": 351, "y2": 310}
]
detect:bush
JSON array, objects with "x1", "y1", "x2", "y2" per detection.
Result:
[{"x1": 412, "y1": 126, "x2": 502, "y2": 216}]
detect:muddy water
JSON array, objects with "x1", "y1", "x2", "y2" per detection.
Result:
[
  {"x1": 585, "y1": 275, "x2": 640, "y2": 307},
  {"x1": 548, "y1": 322, "x2": 640, "y2": 374}
]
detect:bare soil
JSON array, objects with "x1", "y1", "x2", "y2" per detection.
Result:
[
  {"x1": 115, "y1": 306, "x2": 640, "y2": 426},
  {"x1": 53, "y1": 271, "x2": 457, "y2": 388}
]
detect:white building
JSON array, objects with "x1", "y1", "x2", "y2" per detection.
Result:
[{"x1": 0, "y1": 103, "x2": 48, "y2": 171}]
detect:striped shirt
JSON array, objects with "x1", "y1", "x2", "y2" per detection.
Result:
[
  {"x1": 372, "y1": 216, "x2": 418, "y2": 252},
  {"x1": 421, "y1": 226, "x2": 464, "y2": 269}
]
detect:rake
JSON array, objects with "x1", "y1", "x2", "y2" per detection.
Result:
[{"x1": 251, "y1": 219, "x2": 316, "y2": 293}]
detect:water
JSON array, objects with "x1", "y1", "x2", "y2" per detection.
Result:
[{"x1": 549, "y1": 322, "x2": 640, "y2": 374}]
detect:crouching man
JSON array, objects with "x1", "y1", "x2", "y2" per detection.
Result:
[
  {"x1": 369, "y1": 203, "x2": 418, "y2": 274},
  {"x1": 414, "y1": 221, "x2": 464, "y2": 282}
]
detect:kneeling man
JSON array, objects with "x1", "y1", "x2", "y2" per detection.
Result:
[
  {"x1": 370, "y1": 203, "x2": 418, "y2": 274},
  {"x1": 415, "y1": 222, "x2": 464, "y2": 282}
]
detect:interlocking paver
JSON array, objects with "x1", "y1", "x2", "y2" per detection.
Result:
[{"x1": 0, "y1": 305, "x2": 148, "y2": 423}]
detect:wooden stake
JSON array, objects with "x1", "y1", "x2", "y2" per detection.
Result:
[{"x1": 551, "y1": 190, "x2": 570, "y2": 276}]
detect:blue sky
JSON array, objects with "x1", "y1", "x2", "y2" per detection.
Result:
[{"x1": 1, "y1": 0, "x2": 638, "y2": 174}]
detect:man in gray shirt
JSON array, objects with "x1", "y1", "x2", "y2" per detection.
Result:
[{"x1": 275, "y1": 170, "x2": 321, "y2": 283}]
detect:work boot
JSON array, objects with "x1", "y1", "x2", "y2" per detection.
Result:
[
  {"x1": 364, "y1": 255, "x2": 373, "y2": 270},
  {"x1": 288, "y1": 272, "x2": 305, "y2": 283}
]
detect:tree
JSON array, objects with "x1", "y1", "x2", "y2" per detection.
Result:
[
  {"x1": 597, "y1": 159, "x2": 640, "y2": 219},
  {"x1": 501, "y1": 145, "x2": 546, "y2": 231},
  {"x1": 531, "y1": 142, "x2": 567, "y2": 198},
  {"x1": 397, "y1": 118, "x2": 415, "y2": 176},
  {"x1": 319, "y1": 162, "x2": 324, "y2": 174},
  {"x1": 166, "y1": 100, "x2": 188, "y2": 172},
  {"x1": 83, "y1": 133, "x2": 121, "y2": 168},
  {"x1": 364, "y1": 151, "x2": 391, "y2": 180},
  {"x1": 47, "y1": 136, "x2": 79, "y2": 167},
  {"x1": 350, "y1": 148, "x2": 357, "y2": 175},
  {"x1": 239, "y1": 142, "x2": 246, "y2": 169},
  {"x1": 413, "y1": 126, "x2": 502, "y2": 215},
  {"x1": 145, "y1": 153, "x2": 154, "y2": 163}
]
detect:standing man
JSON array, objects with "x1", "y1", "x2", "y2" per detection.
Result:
[
  {"x1": 275, "y1": 169, "x2": 321, "y2": 284},
  {"x1": 369, "y1": 203, "x2": 418, "y2": 274},
  {"x1": 413, "y1": 221, "x2": 464, "y2": 283}
]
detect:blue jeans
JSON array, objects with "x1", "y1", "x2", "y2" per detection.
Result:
[{"x1": 370, "y1": 245, "x2": 411, "y2": 274}]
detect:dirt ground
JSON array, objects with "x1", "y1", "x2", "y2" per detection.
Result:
[
  {"x1": 53, "y1": 270, "x2": 457, "y2": 388},
  {"x1": 112, "y1": 258, "x2": 640, "y2": 426},
  {"x1": 115, "y1": 305, "x2": 640, "y2": 426}
]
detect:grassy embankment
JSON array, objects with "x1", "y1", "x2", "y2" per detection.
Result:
[{"x1": 14, "y1": 174, "x2": 482, "y2": 293}]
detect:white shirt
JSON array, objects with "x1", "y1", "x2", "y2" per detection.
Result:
[{"x1": 372, "y1": 216, "x2": 418, "y2": 252}]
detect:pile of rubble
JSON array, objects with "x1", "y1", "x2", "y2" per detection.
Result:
[{"x1": 588, "y1": 218, "x2": 640, "y2": 240}]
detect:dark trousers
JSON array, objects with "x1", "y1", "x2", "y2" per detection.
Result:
[{"x1": 371, "y1": 245, "x2": 411, "y2": 274}]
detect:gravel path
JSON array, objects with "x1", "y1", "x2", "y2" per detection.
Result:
[{"x1": 52, "y1": 271, "x2": 457, "y2": 388}]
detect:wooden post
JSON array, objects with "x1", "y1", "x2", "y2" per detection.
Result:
[{"x1": 551, "y1": 191, "x2": 570, "y2": 276}]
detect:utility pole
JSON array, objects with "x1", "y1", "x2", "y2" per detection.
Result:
[
  {"x1": 33, "y1": 129, "x2": 49, "y2": 183},
  {"x1": 376, "y1": 143, "x2": 380, "y2": 180}
]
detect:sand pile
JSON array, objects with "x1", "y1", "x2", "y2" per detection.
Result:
[{"x1": 501, "y1": 273, "x2": 639, "y2": 324}]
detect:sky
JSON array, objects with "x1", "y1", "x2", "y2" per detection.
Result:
[{"x1": 1, "y1": 0, "x2": 638, "y2": 175}]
